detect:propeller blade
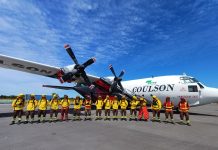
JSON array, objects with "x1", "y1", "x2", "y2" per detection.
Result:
[
  {"x1": 64, "y1": 44, "x2": 79, "y2": 65},
  {"x1": 82, "y1": 57, "x2": 96, "y2": 68},
  {"x1": 80, "y1": 70, "x2": 92, "y2": 86},
  {"x1": 109, "y1": 64, "x2": 117, "y2": 77},
  {"x1": 118, "y1": 70, "x2": 125, "y2": 78}
]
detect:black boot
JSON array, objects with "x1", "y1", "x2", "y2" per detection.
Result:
[{"x1": 10, "y1": 121, "x2": 15, "y2": 125}]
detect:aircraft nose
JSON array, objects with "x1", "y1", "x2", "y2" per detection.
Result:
[{"x1": 201, "y1": 87, "x2": 218, "y2": 104}]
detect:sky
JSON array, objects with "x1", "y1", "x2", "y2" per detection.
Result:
[{"x1": 0, "y1": 0, "x2": 218, "y2": 97}]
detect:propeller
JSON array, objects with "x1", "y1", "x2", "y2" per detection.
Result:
[
  {"x1": 108, "y1": 64, "x2": 125, "y2": 93},
  {"x1": 60, "y1": 44, "x2": 96, "y2": 86}
]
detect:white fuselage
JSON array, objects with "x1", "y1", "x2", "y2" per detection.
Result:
[{"x1": 121, "y1": 75, "x2": 218, "y2": 107}]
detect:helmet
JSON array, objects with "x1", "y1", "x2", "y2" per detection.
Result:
[
  {"x1": 152, "y1": 95, "x2": 157, "y2": 98},
  {"x1": 139, "y1": 97, "x2": 144, "y2": 101},
  {"x1": 132, "y1": 96, "x2": 137, "y2": 100},
  {"x1": 53, "y1": 94, "x2": 57, "y2": 98},
  {"x1": 166, "y1": 96, "x2": 170, "y2": 100},
  {"x1": 18, "y1": 93, "x2": 24, "y2": 97},
  {"x1": 106, "y1": 95, "x2": 110, "y2": 98},
  {"x1": 30, "y1": 94, "x2": 35, "y2": 97},
  {"x1": 180, "y1": 97, "x2": 186, "y2": 101},
  {"x1": 152, "y1": 95, "x2": 158, "y2": 100}
]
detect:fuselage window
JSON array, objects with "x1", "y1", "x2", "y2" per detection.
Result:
[{"x1": 188, "y1": 85, "x2": 198, "y2": 92}]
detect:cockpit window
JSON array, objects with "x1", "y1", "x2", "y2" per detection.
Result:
[
  {"x1": 180, "y1": 77, "x2": 199, "y2": 84},
  {"x1": 188, "y1": 85, "x2": 198, "y2": 92}
]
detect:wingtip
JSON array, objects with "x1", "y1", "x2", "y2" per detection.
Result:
[
  {"x1": 64, "y1": 44, "x2": 70, "y2": 49},
  {"x1": 109, "y1": 64, "x2": 112, "y2": 68},
  {"x1": 92, "y1": 57, "x2": 96, "y2": 62}
]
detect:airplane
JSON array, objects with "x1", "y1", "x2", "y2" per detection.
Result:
[{"x1": 1, "y1": 44, "x2": 218, "y2": 108}]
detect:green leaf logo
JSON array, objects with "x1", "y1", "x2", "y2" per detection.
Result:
[{"x1": 146, "y1": 80, "x2": 152, "y2": 84}]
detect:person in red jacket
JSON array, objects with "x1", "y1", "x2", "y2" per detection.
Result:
[
  {"x1": 138, "y1": 97, "x2": 149, "y2": 121},
  {"x1": 178, "y1": 97, "x2": 190, "y2": 125},
  {"x1": 163, "y1": 97, "x2": 174, "y2": 124}
]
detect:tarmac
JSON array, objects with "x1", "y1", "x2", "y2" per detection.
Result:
[{"x1": 0, "y1": 104, "x2": 218, "y2": 150}]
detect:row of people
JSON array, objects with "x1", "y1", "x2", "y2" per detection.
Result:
[
  {"x1": 11, "y1": 94, "x2": 70, "y2": 124},
  {"x1": 10, "y1": 94, "x2": 191, "y2": 125}
]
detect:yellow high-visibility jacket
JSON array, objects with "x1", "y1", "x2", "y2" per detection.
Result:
[
  {"x1": 120, "y1": 100, "x2": 128, "y2": 109},
  {"x1": 26, "y1": 99, "x2": 38, "y2": 111},
  {"x1": 130, "y1": 101, "x2": 139, "y2": 109},
  {"x1": 60, "y1": 99, "x2": 70, "y2": 108},
  {"x1": 38, "y1": 98, "x2": 48, "y2": 110},
  {"x1": 104, "y1": 99, "x2": 111, "y2": 109},
  {"x1": 151, "y1": 98, "x2": 162, "y2": 110},
  {"x1": 112, "y1": 100, "x2": 119, "y2": 110},
  {"x1": 73, "y1": 100, "x2": 83, "y2": 109},
  {"x1": 95, "y1": 99, "x2": 104, "y2": 110},
  {"x1": 12, "y1": 98, "x2": 25, "y2": 111},
  {"x1": 49, "y1": 99, "x2": 59, "y2": 110}
]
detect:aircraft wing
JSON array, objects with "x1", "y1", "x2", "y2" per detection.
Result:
[
  {"x1": 0, "y1": 54, "x2": 60, "y2": 78},
  {"x1": 0, "y1": 54, "x2": 100, "y2": 83}
]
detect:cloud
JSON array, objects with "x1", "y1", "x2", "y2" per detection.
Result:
[{"x1": 0, "y1": 0, "x2": 64, "y2": 66}]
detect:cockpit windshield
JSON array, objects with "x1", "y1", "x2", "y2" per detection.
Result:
[{"x1": 180, "y1": 77, "x2": 199, "y2": 83}]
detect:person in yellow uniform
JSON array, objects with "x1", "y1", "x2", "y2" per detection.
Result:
[
  {"x1": 49, "y1": 94, "x2": 59, "y2": 122},
  {"x1": 83, "y1": 95, "x2": 92, "y2": 120},
  {"x1": 10, "y1": 93, "x2": 25, "y2": 125},
  {"x1": 38, "y1": 95, "x2": 48, "y2": 123},
  {"x1": 60, "y1": 95, "x2": 71, "y2": 121},
  {"x1": 151, "y1": 95, "x2": 162, "y2": 122},
  {"x1": 73, "y1": 96, "x2": 83, "y2": 121},
  {"x1": 112, "y1": 96, "x2": 119, "y2": 120},
  {"x1": 120, "y1": 95, "x2": 128, "y2": 121},
  {"x1": 95, "y1": 95, "x2": 104, "y2": 120},
  {"x1": 129, "y1": 96, "x2": 139, "y2": 121},
  {"x1": 104, "y1": 95, "x2": 112, "y2": 120},
  {"x1": 25, "y1": 94, "x2": 38, "y2": 124}
]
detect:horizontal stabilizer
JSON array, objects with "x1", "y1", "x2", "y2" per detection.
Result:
[{"x1": 42, "y1": 85, "x2": 75, "y2": 90}]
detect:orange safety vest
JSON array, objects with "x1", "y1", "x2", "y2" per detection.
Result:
[
  {"x1": 165, "y1": 101, "x2": 173, "y2": 111},
  {"x1": 85, "y1": 100, "x2": 92, "y2": 109},
  {"x1": 179, "y1": 102, "x2": 189, "y2": 112}
]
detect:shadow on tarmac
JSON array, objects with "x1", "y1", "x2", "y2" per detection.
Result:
[{"x1": 1, "y1": 108, "x2": 218, "y2": 118}]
